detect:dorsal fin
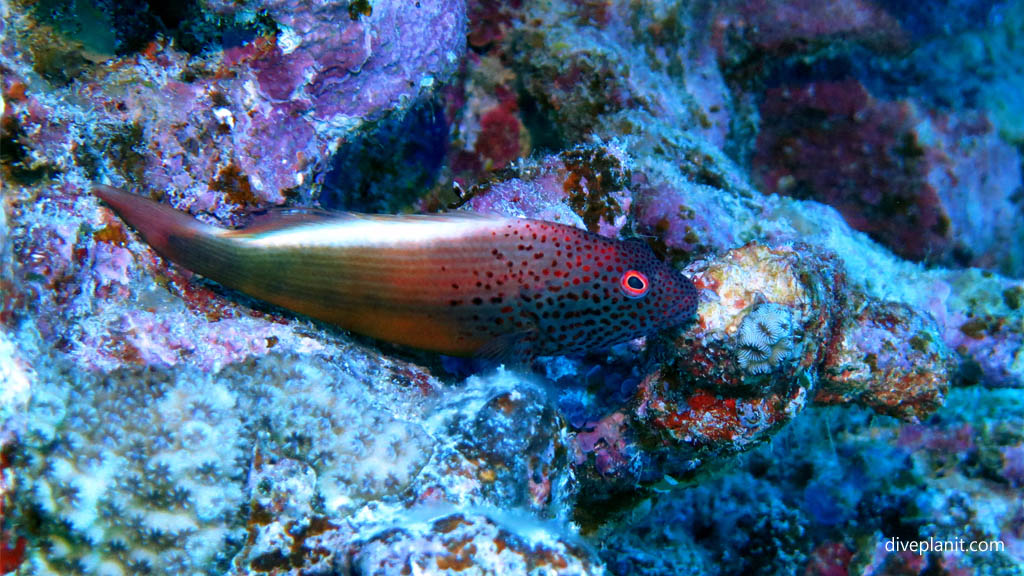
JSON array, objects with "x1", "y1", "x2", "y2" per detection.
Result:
[
  {"x1": 621, "y1": 237, "x2": 656, "y2": 255},
  {"x1": 233, "y1": 206, "x2": 508, "y2": 236},
  {"x1": 240, "y1": 206, "x2": 343, "y2": 233},
  {"x1": 344, "y1": 210, "x2": 506, "y2": 223}
]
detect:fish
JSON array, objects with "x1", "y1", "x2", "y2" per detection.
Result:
[{"x1": 94, "y1": 185, "x2": 698, "y2": 359}]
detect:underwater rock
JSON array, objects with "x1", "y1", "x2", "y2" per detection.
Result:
[
  {"x1": 818, "y1": 298, "x2": 955, "y2": 420},
  {"x1": 432, "y1": 374, "x2": 567, "y2": 512},
  {"x1": 348, "y1": 509, "x2": 604, "y2": 575},
  {"x1": 720, "y1": 0, "x2": 905, "y2": 51},
  {"x1": 753, "y1": 79, "x2": 1024, "y2": 274},
  {"x1": 443, "y1": 53, "x2": 531, "y2": 188},
  {"x1": 930, "y1": 269, "x2": 1024, "y2": 390},
  {"x1": 905, "y1": 0, "x2": 1024, "y2": 145},
  {"x1": 320, "y1": 97, "x2": 450, "y2": 213},
  {"x1": 466, "y1": 143, "x2": 633, "y2": 238},
  {"x1": 675, "y1": 243, "x2": 846, "y2": 393},
  {"x1": 228, "y1": 455, "x2": 342, "y2": 574},
  {"x1": 568, "y1": 243, "x2": 842, "y2": 502},
  {"x1": 0, "y1": 442, "x2": 25, "y2": 575},
  {"x1": 602, "y1": 385, "x2": 1024, "y2": 575},
  {"x1": 606, "y1": 473, "x2": 812, "y2": 576},
  {"x1": 0, "y1": 250, "x2": 452, "y2": 576},
  {"x1": 715, "y1": 0, "x2": 906, "y2": 54},
  {"x1": 754, "y1": 80, "x2": 948, "y2": 263},
  {"x1": 921, "y1": 111, "x2": 1024, "y2": 275},
  {"x1": 570, "y1": 242, "x2": 959, "y2": 511},
  {"x1": 1, "y1": 0, "x2": 466, "y2": 215},
  {"x1": 578, "y1": 54, "x2": 1019, "y2": 396},
  {"x1": 509, "y1": 0, "x2": 730, "y2": 148},
  {"x1": 1, "y1": 0, "x2": 1022, "y2": 573},
  {"x1": 6, "y1": 344, "x2": 445, "y2": 576}
]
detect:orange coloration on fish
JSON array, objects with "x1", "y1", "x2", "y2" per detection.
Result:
[{"x1": 94, "y1": 185, "x2": 697, "y2": 358}]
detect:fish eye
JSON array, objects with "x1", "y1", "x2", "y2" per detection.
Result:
[{"x1": 620, "y1": 270, "x2": 650, "y2": 298}]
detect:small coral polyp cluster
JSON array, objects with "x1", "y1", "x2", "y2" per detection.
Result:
[
  {"x1": 735, "y1": 303, "x2": 794, "y2": 375},
  {"x1": 1, "y1": 0, "x2": 1022, "y2": 574},
  {"x1": 227, "y1": 356, "x2": 434, "y2": 512},
  {"x1": 17, "y1": 361, "x2": 246, "y2": 575},
  {"x1": 14, "y1": 352, "x2": 439, "y2": 575}
]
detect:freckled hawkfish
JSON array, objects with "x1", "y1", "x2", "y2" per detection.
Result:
[{"x1": 94, "y1": 185, "x2": 697, "y2": 359}]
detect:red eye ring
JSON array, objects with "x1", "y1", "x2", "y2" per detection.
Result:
[{"x1": 620, "y1": 270, "x2": 650, "y2": 298}]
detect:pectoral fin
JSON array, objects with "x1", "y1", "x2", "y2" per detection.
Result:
[{"x1": 475, "y1": 330, "x2": 539, "y2": 365}]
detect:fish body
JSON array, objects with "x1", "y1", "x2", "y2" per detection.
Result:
[{"x1": 95, "y1": 186, "x2": 697, "y2": 358}]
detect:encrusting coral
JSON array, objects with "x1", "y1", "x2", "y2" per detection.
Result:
[
  {"x1": 15, "y1": 359, "x2": 247, "y2": 575},
  {"x1": 9, "y1": 344, "x2": 442, "y2": 576}
]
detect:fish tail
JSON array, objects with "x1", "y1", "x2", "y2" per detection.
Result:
[{"x1": 93, "y1": 185, "x2": 236, "y2": 280}]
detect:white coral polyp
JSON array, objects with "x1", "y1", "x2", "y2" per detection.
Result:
[{"x1": 735, "y1": 303, "x2": 795, "y2": 375}]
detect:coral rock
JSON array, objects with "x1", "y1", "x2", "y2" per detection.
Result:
[
  {"x1": 818, "y1": 299, "x2": 955, "y2": 421},
  {"x1": 570, "y1": 240, "x2": 961, "y2": 511},
  {"x1": 438, "y1": 377, "x2": 567, "y2": 512},
  {"x1": 466, "y1": 143, "x2": 632, "y2": 237},
  {"x1": 753, "y1": 79, "x2": 1024, "y2": 274},
  {"x1": 2, "y1": 0, "x2": 467, "y2": 215},
  {"x1": 349, "y1": 510, "x2": 604, "y2": 575},
  {"x1": 227, "y1": 355, "x2": 436, "y2": 514},
  {"x1": 717, "y1": 0, "x2": 906, "y2": 53},
  {"x1": 229, "y1": 455, "x2": 340, "y2": 575},
  {"x1": 675, "y1": 242, "x2": 846, "y2": 392}
]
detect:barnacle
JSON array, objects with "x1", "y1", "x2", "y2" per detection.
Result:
[{"x1": 735, "y1": 303, "x2": 795, "y2": 375}]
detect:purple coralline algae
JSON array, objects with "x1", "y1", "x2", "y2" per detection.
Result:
[
  {"x1": 1, "y1": 0, "x2": 1023, "y2": 574},
  {"x1": 753, "y1": 79, "x2": 1024, "y2": 273},
  {"x1": 818, "y1": 298, "x2": 956, "y2": 419},
  {"x1": 2, "y1": 0, "x2": 465, "y2": 217}
]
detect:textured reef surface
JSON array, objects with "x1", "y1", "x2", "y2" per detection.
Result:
[{"x1": 1, "y1": 0, "x2": 1022, "y2": 575}]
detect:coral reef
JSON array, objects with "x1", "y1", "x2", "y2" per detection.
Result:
[
  {"x1": 594, "y1": 383, "x2": 1024, "y2": 575},
  {"x1": 228, "y1": 370, "x2": 591, "y2": 575},
  {"x1": 1, "y1": 0, "x2": 1022, "y2": 573},
  {"x1": 320, "y1": 97, "x2": 450, "y2": 213},
  {"x1": 431, "y1": 373, "x2": 567, "y2": 512},
  {"x1": 228, "y1": 356, "x2": 436, "y2": 514},
  {"x1": 567, "y1": 240, "x2": 953, "y2": 514},
  {"x1": 8, "y1": 341, "x2": 447, "y2": 575},
  {"x1": 2, "y1": 0, "x2": 466, "y2": 217},
  {"x1": 818, "y1": 298, "x2": 955, "y2": 419},
  {"x1": 228, "y1": 454, "x2": 338, "y2": 574},
  {"x1": 463, "y1": 143, "x2": 633, "y2": 239}
]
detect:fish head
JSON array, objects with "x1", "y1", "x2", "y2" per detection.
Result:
[{"x1": 612, "y1": 238, "x2": 698, "y2": 336}]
